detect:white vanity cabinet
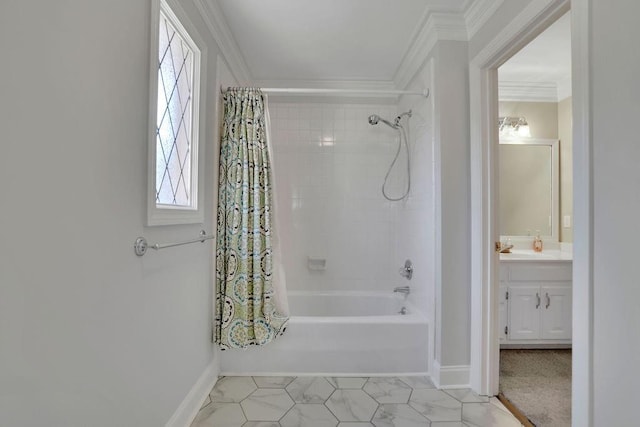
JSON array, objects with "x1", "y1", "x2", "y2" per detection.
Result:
[
  {"x1": 499, "y1": 259, "x2": 572, "y2": 346},
  {"x1": 498, "y1": 284, "x2": 508, "y2": 342}
]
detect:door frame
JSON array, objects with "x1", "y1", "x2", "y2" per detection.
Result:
[{"x1": 468, "y1": 0, "x2": 593, "y2": 425}]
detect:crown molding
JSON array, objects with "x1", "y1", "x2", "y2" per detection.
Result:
[
  {"x1": 498, "y1": 81, "x2": 558, "y2": 102},
  {"x1": 470, "y1": 0, "x2": 568, "y2": 67},
  {"x1": 194, "y1": 0, "x2": 251, "y2": 84},
  {"x1": 394, "y1": 11, "x2": 468, "y2": 89},
  {"x1": 464, "y1": 0, "x2": 505, "y2": 39}
]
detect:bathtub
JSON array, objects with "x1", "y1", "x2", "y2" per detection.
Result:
[{"x1": 219, "y1": 291, "x2": 429, "y2": 375}]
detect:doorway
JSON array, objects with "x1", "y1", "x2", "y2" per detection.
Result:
[
  {"x1": 468, "y1": 0, "x2": 593, "y2": 425},
  {"x1": 462, "y1": 0, "x2": 572, "y2": 395},
  {"x1": 494, "y1": 12, "x2": 573, "y2": 426}
]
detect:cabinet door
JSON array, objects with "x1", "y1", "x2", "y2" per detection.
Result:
[
  {"x1": 508, "y1": 286, "x2": 541, "y2": 340},
  {"x1": 541, "y1": 285, "x2": 572, "y2": 340},
  {"x1": 499, "y1": 286, "x2": 508, "y2": 342}
]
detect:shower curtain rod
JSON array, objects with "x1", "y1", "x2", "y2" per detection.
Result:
[{"x1": 221, "y1": 86, "x2": 430, "y2": 98}]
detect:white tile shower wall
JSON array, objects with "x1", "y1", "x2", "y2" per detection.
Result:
[
  {"x1": 396, "y1": 62, "x2": 436, "y2": 321},
  {"x1": 270, "y1": 103, "x2": 402, "y2": 292}
]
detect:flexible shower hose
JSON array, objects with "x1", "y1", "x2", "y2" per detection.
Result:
[{"x1": 382, "y1": 123, "x2": 411, "y2": 201}]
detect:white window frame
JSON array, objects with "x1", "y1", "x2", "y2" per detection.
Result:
[{"x1": 147, "y1": 0, "x2": 206, "y2": 226}]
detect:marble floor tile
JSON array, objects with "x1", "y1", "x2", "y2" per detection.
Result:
[
  {"x1": 430, "y1": 422, "x2": 469, "y2": 427},
  {"x1": 337, "y1": 423, "x2": 375, "y2": 426},
  {"x1": 462, "y1": 403, "x2": 522, "y2": 427},
  {"x1": 371, "y1": 403, "x2": 430, "y2": 427},
  {"x1": 326, "y1": 389, "x2": 379, "y2": 422},
  {"x1": 191, "y1": 402, "x2": 246, "y2": 427},
  {"x1": 444, "y1": 389, "x2": 490, "y2": 404},
  {"x1": 254, "y1": 376, "x2": 295, "y2": 388},
  {"x1": 190, "y1": 376, "x2": 522, "y2": 427},
  {"x1": 398, "y1": 376, "x2": 436, "y2": 389},
  {"x1": 327, "y1": 377, "x2": 368, "y2": 389},
  {"x1": 488, "y1": 397, "x2": 510, "y2": 414},
  {"x1": 286, "y1": 376, "x2": 335, "y2": 403},
  {"x1": 280, "y1": 403, "x2": 339, "y2": 427},
  {"x1": 241, "y1": 389, "x2": 294, "y2": 421},
  {"x1": 363, "y1": 378, "x2": 412, "y2": 404},
  {"x1": 243, "y1": 423, "x2": 281, "y2": 427},
  {"x1": 211, "y1": 377, "x2": 258, "y2": 403},
  {"x1": 409, "y1": 389, "x2": 463, "y2": 422}
]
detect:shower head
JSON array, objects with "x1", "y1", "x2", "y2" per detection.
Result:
[{"x1": 368, "y1": 114, "x2": 397, "y2": 129}]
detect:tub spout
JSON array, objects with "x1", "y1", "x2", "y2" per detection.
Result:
[{"x1": 394, "y1": 286, "x2": 410, "y2": 295}]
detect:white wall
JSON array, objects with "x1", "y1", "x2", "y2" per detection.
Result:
[
  {"x1": 0, "y1": 1, "x2": 224, "y2": 425},
  {"x1": 268, "y1": 96, "x2": 434, "y2": 324},
  {"x1": 269, "y1": 101, "x2": 401, "y2": 294},
  {"x1": 590, "y1": 1, "x2": 640, "y2": 424},
  {"x1": 397, "y1": 61, "x2": 436, "y2": 360}
]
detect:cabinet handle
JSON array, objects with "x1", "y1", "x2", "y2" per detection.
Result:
[
  {"x1": 536, "y1": 293, "x2": 540, "y2": 309},
  {"x1": 546, "y1": 292, "x2": 550, "y2": 309}
]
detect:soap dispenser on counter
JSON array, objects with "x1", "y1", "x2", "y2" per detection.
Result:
[{"x1": 533, "y1": 230, "x2": 543, "y2": 252}]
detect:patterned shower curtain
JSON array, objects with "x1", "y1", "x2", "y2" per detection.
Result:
[{"x1": 215, "y1": 88, "x2": 289, "y2": 349}]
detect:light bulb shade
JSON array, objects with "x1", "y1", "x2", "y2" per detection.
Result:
[
  {"x1": 517, "y1": 124, "x2": 531, "y2": 137},
  {"x1": 498, "y1": 116, "x2": 530, "y2": 138}
]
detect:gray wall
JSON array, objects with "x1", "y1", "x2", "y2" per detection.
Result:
[
  {"x1": 432, "y1": 41, "x2": 471, "y2": 368},
  {"x1": 474, "y1": 0, "x2": 640, "y2": 423},
  {"x1": 591, "y1": 1, "x2": 640, "y2": 424},
  {"x1": 0, "y1": 0, "x2": 224, "y2": 425}
]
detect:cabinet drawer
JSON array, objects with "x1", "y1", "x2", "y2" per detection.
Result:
[{"x1": 509, "y1": 264, "x2": 572, "y2": 282}]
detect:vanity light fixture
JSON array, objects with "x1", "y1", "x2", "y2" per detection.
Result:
[{"x1": 499, "y1": 116, "x2": 531, "y2": 138}]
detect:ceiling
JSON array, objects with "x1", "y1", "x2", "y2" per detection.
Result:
[
  {"x1": 499, "y1": 12, "x2": 572, "y2": 101},
  {"x1": 215, "y1": 0, "x2": 469, "y2": 84},
  {"x1": 212, "y1": 1, "x2": 571, "y2": 100}
]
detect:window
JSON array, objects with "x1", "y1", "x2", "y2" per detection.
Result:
[{"x1": 148, "y1": 0, "x2": 203, "y2": 225}]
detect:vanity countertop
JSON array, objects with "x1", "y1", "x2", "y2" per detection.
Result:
[{"x1": 500, "y1": 249, "x2": 573, "y2": 262}]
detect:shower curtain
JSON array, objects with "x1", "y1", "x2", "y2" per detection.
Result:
[{"x1": 215, "y1": 88, "x2": 289, "y2": 350}]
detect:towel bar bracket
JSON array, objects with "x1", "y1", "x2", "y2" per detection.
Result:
[{"x1": 134, "y1": 237, "x2": 148, "y2": 256}]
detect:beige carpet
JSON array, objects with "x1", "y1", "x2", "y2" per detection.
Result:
[{"x1": 499, "y1": 349, "x2": 572, "y2": 426}]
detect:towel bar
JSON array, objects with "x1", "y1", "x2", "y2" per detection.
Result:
[{"x1": 134, "y1": 230, "x2": 214, "y2": 256}]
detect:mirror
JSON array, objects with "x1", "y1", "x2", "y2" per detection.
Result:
[{"x1": 499, "y1": 138, "x2": 559, "y2": 241}]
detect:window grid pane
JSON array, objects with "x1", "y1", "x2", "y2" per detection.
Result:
[{"x1": 156, "y1": 13, "x2": 194, "y2": 207}]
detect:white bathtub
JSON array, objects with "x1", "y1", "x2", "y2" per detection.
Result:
[{"x1": 219, "y1": 291, "x2": 429, "y2": 375}]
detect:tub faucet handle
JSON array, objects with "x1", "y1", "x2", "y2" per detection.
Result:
[{"x1": 399, "y1": 259, "x2": 413, "y2": 280}]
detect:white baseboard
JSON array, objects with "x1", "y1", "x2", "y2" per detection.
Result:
[
  {"x1": 431, "y1": 361, "x2": 470, "y2": 389},
  {"x1": 165, "y1": 359, "x2": 219, "y2": 427}
]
